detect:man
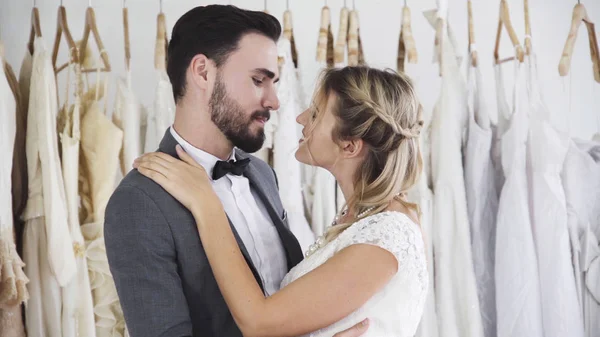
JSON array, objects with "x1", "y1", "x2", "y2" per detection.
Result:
[{"x1": 105, "y1": 5, "x2": 368, "y2": 337}]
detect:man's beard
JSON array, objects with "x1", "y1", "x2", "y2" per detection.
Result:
[{"x1": 208, "y1": 77, "x2": 270, "y2": 153}]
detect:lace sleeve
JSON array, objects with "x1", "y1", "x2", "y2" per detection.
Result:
[{"x1": 343, "y1": 212, "x2": 422, "y2": 267}]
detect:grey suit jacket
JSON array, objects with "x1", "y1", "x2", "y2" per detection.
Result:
[{"x1": 104, "y1": 129, "x2": 304, "y2": 337}]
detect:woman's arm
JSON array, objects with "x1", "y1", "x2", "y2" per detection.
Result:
[{"x1": 194, "y1": 203, "x2": 398, "y2": 337}]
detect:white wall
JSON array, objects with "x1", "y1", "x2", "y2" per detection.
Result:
[{"x1": 2, "y1": 0, "x2": 599, "y2": 139}]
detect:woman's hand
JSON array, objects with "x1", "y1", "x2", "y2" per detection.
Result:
[{"x1": 133, "y1": 145, "x2": 223, "y2": 218}]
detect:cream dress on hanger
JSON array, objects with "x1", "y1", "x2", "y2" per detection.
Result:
[
  {"x1": 22, "y1": 36, "x2": 77, "y2": 337},
  {"x1": 57, "y1": 50, "x2": 97, "y2": 337},
  {"x1": 77, "y1": 45, "x2": 126, "y2": 337},
  {"x1": 0, "y1": 45, "x2": 28, "y2": 337}
]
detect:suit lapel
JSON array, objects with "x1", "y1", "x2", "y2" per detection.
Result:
[
  {"x1": 237, "y1": 151, "x2": 304, "y2": 271},
  {"x1": 158, "y1": 129, "x2": 266, "y2": 293}
]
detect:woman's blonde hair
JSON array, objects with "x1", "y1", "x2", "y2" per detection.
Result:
[{"x1": 306, "y1": 66, "x2": 424, "y2": 242}]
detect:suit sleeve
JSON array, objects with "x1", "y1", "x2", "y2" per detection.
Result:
[{"x1": 104, "y1": 185, "x2": 192, "y2": 337}]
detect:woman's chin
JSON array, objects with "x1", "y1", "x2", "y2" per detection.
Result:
[{"x1": 296, "y1": 148, "x2": 315, "y2": 165}]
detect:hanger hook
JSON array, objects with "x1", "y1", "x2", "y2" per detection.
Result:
[
  {"x1": 264, "y1": 0, "x2": 267, "y2": 11},
  {"x1": 404, "y1": 0, "x2": 407, "y2": 7},
  {"x1": 286, "y1": 0, "x2": 289, "y2": 10},
  {"x1": 353, "y1": 0, "x2": 356, "y2": 10},
  {"x1": 89, "y1": 0, "x2": 92, "y2": 7},
  {"x1": 160, "y1": 0, "x2": 163, "y2": 13}
]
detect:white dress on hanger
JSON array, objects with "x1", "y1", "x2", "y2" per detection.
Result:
[
  {"x1": 144, "y1": 69, "x2": 175, "y2": 153},
  {"x1": 407, "y1": 96, "x2": 439, "y2": 337},
  {"x1": 281, "y1": 212, "x2": 428, "y2": 337},
  {"x1": 272, "y1": 38, "x2": 315, "y2": 252},
  {"x1": 494, "y1": 59, "x2": 544, "y2": 337},
  {"x1": 463, "y1": 51, "x2": 498, "y2": 337},
  {"x1": 525, "y1": 53, "x2": 585, "y2": 337},
  {"x1": 428, "y1": 18, "x2": 484, "y2": 337},
  {"x1": 561, "y1": 138, "x2": 600, "y2": 337},
  {"x1": 21, "y1": 37, "x2": 77, "y2": 337},
  {"x1": 113, "y1": 70, "x2": 145, "y2": 176}
]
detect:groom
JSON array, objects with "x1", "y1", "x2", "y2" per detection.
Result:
[{"x1": 105, "y1": 5, "x2": 368, "y2": 337}]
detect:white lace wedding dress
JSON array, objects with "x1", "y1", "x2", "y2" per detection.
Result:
[{"x1": 280, "y1": 211, "x2": 428, "y2": 337}]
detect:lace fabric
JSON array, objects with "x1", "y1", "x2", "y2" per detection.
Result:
[{"x1": 280, "y1": 211, "x2": 428, "y2": 337}]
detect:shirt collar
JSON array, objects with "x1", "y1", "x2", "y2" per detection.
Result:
[{"x1": 169, "y1": 126, "x2": 236, "y2": 181}]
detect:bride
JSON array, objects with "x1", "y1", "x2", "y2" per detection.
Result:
[{"x1": 133, "y1": 66, "x2": 428, "y2": 337}]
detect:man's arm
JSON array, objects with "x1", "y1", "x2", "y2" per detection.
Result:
[{"x1": 104, "y1": 185, "x2": 192, "y2": 337}]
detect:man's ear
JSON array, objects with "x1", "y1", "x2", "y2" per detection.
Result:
[{"x1": 189, "y1": 54, "x2": 211, "y2": 90}]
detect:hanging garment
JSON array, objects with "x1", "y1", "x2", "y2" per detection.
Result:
[
  {"x1": 490, "y1": 65, "x2": 511, "y2": 198},
  {"x1": 494, "y1": 59, "x2": 544, "y2": 337},
  {"x1": 428, "y1": 18, "x2": 484, "y2": 337},
  {"x1": 0, "y1": 48, "x2": 28, "y2": 337},
  {"x1": 255, "y1": 106, "x2": 277, "y2": 165},
  {"x1": 272, "y1": 37, "x2": 315, "y2": 253},
  {"x1": 526, "y1": 52, "x2": 585, "y2": 337},
  {"x1": 79, "y1": 73, "x2": 126, "y2": 337},
  {"x1": 21, "y1": 36, "x2": 77, "y2": 337},
  {"x1": 113, "y1": 70, "x2": 145, "y2": 176},
  {"x1": 6, "y1": 59, "x2": 28, "y2": 244},
  {"x1": 407, "y1": 93, "x2": 439, "y2": 337},
  {"x1": 463, "y1": 51, "x2": 498, "y2": 337},
  {"x1": 144, "y1": 69, "x2": 175, "y2": 153},
  {"x1": 56, "y1": 56, "x2": 97, "y2": 337},
  {"x1": 562, "y1": 138, "x2": 600, "y2": 337}
]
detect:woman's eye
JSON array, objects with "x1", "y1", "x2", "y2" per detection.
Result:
[{"x1": 252, "y1": 78, "x2": 263, "y2": 85}]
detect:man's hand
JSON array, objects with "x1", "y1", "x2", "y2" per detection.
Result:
[{"x1": 332, "y1": 318, "x2": 370, "y2": 337}]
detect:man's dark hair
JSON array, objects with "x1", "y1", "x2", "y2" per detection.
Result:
[{"x1": 167, "y1": 5, "x2": 281, "y2": 103}]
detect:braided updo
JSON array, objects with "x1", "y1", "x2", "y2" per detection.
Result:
[{"x1": 311, "y1": 66, "x2": 424, "y2": 242}]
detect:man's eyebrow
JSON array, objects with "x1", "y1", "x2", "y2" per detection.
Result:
[{"x1": 254, "y1": 68, "x2": 279, "y2": 83}]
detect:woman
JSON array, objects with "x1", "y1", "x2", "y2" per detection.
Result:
[{"x1": 133, "y1": 66, "x2": 428, "y2": 337}]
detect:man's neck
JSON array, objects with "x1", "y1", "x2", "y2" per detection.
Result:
[{"x1": 172, "y1": 105, "x2": 234, "y2": 161}]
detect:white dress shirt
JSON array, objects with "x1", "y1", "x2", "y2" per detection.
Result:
[{"x1": 170, "y1": 127, "x2": 287, "y2": 296}]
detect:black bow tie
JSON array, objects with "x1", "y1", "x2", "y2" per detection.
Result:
[{"x1": 212, "y1": 158, "x2": 251, "y2": 180}]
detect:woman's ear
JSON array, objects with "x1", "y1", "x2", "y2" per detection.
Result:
[{"x1": 340, "y1": 138, "x2": 365, "y2": 159}]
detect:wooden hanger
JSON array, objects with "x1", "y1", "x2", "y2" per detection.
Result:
[
  {"x1": 494, "y1": 0, "x2": 524, "y2": 64},
  {"x1": 558, "y1": 2, "x2": 600, "y2": 83},
  {"x1": 283, "y1": 1, "x2": 299, "y2": 68},
  {"x1": 316, "y1": 3, "x2": 332, "y2": 67},
  {"x1": 28, "y1": 5, "x2": 42, "y2": 55},
  {"x1": 52, "y1": 5, "x2": 80, "y2": 73},
  {"x1": 79, "y1": 5, "x2": 111, "y2": 72},
  {"x1": 155, "y1": 1, "x2": 168, "y2": 71},
  {"x1": 123, "y1": 0, "x2": 131, "y2": 70},
  {"x1": 347, "y1": 9, "x2": 359, "y2": 66},
  {"x1": 355, "y1": 4, "x2": 366, "y2": 66},
  {"x1": 524, "y1": 0, "x2": 532, "y2": 56},
  {"x1": 468, "y1": 0, "x2": 477, "y2": 67},
  {"x1": 397, "y1": 1, "x2": 417, "y2": 72},
  {"x1": 334, "y1": 3, "x2": 349, "y2": 65}
]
